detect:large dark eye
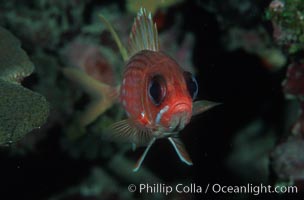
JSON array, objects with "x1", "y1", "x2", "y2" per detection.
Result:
[
  {"x1": 184, "y1": 71, "x2": 198, "y2": 99},
  {"x1": 148, "y1": 75, "x2": 166, "y2": 105}
]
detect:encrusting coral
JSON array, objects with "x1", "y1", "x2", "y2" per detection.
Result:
[{"x1": 0, "y1": 27, "x2": 49, "y2": 145}]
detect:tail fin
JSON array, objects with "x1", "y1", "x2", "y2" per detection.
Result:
[{"x1": 62, "y1": 68, "x2": 119, "y2": 126}]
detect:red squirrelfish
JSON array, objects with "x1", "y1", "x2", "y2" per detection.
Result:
[{"x1": 64, "y1": 8, "x2": 219, "y2": 172}]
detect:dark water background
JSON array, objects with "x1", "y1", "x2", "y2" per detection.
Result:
[{"x1": 0, "y1": 0, "x2": 297, "y2": 199}]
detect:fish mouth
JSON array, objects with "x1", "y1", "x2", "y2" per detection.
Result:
[
  {"x1": 169, "y1": 112, "x2": 189, "y2": 132},
  {"x1": 169, "y1": 103, "x2": 191, "y2": 132}
]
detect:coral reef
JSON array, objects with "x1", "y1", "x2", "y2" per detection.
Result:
[
  {"x1": 272, "y1": 139, "x2": 304, "y2": 180},
  {"x1": 267, "y1": 0, "x2": 304, "y2": 188},
  {"x1": 266, "y1": 0, "x2": 304, "y2": 54},
  {"x1": 0, "y1": 27, "x2": 49, "y2": 145},
  {"x1": 0, "y1": 27, "x2": 34, "y2": 82},
  {"x1": 224, "y1": 27, "x2": 286, "y2": 71}
]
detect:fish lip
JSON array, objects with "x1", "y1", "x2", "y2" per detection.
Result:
[
  {"x1": 172, "y1": 102, "x2": 189, "y2": 108},
  {"x1": 171, "y1": 102, "x2": 192, "y2": 116}
]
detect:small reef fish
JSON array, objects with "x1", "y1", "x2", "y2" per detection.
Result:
[{"x1": 63, "y1": 8, "x2": 219, "y2": 172}]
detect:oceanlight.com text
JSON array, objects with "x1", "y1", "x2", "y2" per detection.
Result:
[{"x1": 210, "y1": 183, "x2": 298, "y2": 195}]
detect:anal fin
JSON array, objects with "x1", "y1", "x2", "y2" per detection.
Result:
[{"x1": 168, "y1": 137, "x2": 193, "y2": 166}]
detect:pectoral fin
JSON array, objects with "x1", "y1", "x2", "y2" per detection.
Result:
[
  {"x1": 111, "y1": 119, "x2": 155, "y2": 172},
  {"x1": 192, "y1": 100, "x2": 221, "y2": 117},
  {"x1": 111, "y1": 119, "x2": 153, "y2": 145},
  {"x1": 133, "y1": 137, "x2": 156, "y2": 172},
  {"x1": 168, "y1": 137, "x2": 193, "y2": 165}
]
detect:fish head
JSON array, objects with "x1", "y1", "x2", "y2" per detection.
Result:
[{"x1": 143, "y1": 52, "x2": 199, "y2": 133}]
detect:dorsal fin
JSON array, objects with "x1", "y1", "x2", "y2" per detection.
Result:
[{"x1": 128, "y1": 7, "x2": 159, "y2": 56}]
